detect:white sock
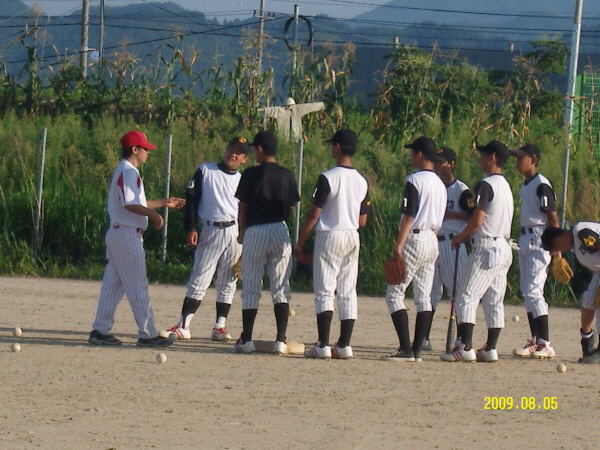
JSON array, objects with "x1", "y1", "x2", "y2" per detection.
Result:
[
  {"x1": 537, "y1": 338, "x2": 549, "y2": 346},
  {"x1": 182, "y1": 313, "x2": 194, "y2": 329},
  {"x1": 216, "y1": 316, "x2": 226, "y2": 328}
]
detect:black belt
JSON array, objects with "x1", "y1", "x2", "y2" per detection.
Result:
[
  {"x1": 520, "y1": 227, "x2": 539, "y2": 235},
  {"x1": 412, "y1": 229, "x2": 420, "y2": 234},
  {"x1": 206, "y1": 220, "x2": 235, "y2": 229},
  {"x1": 113, "y1": 225, "x2": 144, "y2": 235},
  {"x1": 471, "y1": 237, "x2": 497, "y2": 244},
  {"x1": 438, "y1": 233, "x2": 455, "y2": 242}
]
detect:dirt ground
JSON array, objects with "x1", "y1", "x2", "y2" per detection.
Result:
[{"x1": 0, "y1": 276, "x2": 597, "y2": 450}]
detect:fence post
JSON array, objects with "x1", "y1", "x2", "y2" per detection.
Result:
[
  {"x1": 33, "y1": 127, "x2": 47, "y2": 263},
  {"x1": 161, "y1": 134, "x2": 173, "y2": 263}
]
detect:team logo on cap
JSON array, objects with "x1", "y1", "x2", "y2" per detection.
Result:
[{"x1": 238, "y1": 137, "x2": 247, "y2": 143}]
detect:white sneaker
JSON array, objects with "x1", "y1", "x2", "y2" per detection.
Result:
[
  {"x1": 476, "y1": 347, "x2": 498, "y2": 362},
  {"x1": 273, "y1": 340, "x2": 289, "y2": 355},
  {"x1": 440, "y1": 343, "x2": 476, "y2": 362},
  {"x1": 531, "y1": 343, "x2": 556, "y2": 359},
  {"x1": 304, "y1": 342, "x2": 332, "y2": 359},
  {"x1": 332, "y1": 345, "x2": 353, "y2": 359},
  {"x1": 211, "y1": 327, "x2": 232, "y2": 342},
  {"x1": 232, "y1": 338, "x2": 255, "y2": 354},
  {"x1": 513, "y1": 339, "x2": 536, "y2": 357},
  {"x1": 168, "y1": 325, "x2": 191, "y2": 340}
]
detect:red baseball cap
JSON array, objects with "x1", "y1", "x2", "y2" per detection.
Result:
[{"x1": 120, "y1": 131, "x2": 157, "y2": 150}]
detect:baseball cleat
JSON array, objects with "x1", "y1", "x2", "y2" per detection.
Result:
[
  {"x1": 304, "y1": 342, "x2": 332, "y2": 359},
  {"x1": 513, "y1": 339, "x2": 537, "y2": 357},
  {"x1": 332, "y1": 344, "x2": 353, "y2": 360},
  {"x1": 211, "y1": 327, "x2": 232, "y2": 342},
  {"x1": 531, "y1": 343, "x2": 556, "y2": 359},
  {"x1": 581, "y1": 335, "x2": 595, "y2": 358},
  {"x1": 440, "y1": 345, "x2": 476, "y2": 362},
  {"x1": 136, "y1": 333, "x2": 176, "y2": 348},
  {"x1": 381, "y1": 348, "x2": 419, "y2": 362},
  {"x1": 232, "y1": 337, "x2": 256, "y2": 354},
  {"x1": 421, "y1": 339, "x2": 432, "y2": 351},
  {"x1": 88, "y1": 330, "x2": 122, "y2": 346},
  {"x1": 168, "y1": 325, "x2": 191, "y2": 340},
  {"x1": 273, "y1": 340, "x2": 289, "y2": 355},
  {"x1": 579, "y1": 349, "x2": 600, "y2": 364},
  {"x1": 476, "y1": 347, "x2": 498, "y2": 362}
]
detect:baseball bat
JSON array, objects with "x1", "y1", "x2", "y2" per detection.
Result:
[
  {"x1": 445, "y1": 248, "x2": 460, "y2": 354},
  {"x1": 253, "y1": 340, "x2": 305, "y2": 355}
]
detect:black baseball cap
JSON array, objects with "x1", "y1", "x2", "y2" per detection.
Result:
[
  {"x1": 476, "y1": 140, "x2": 510, "y2": 161},
  {"x1": 326, "y1": 129, "x2": 358, "y2": 149},
  {"x1": 248, "y1": 130, "x2": 277, "y2": 154},
  {"x1": 228, "y1": 136, "x2": 250, "y2": 154},
  {"x1": 509, "y1": 143, "x2": 540, "y2": 161},
  {"x1": 404, "y1": 136, "x2": 445, "y2": 162},
  {"x1": 437, "y1": 147, "x2": 457, "y2": 164}
]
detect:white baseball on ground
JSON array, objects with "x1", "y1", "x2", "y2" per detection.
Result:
[
  {"x1": 12, "y1": 327, "x2": 22, "y2": 337},
  {"x1": 10, "y1": 343, "x2": 21, "y2": 352},
  {"x1": 288, "y1": 309, "x2": 296, "y2": 317},
  {"x1": 512, "y1": 315, "x2": 520, "y2": 322},
  {"x1": 557, "y1": 363, "x2": 567, "y2": 373},
  {"x1": 156, "y1": 352, "x2": 167, "y2": 364}
]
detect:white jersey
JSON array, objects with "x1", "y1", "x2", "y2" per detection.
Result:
[
  {"x1": 439, "y1": 178, "x2": 472, "y2": 235},
  {"x1": 519, "y1": 173, "x2": 554, "y2": 227},
  {"x1": 107, "y1": 159, "x2": 148, "y2": 230},
  {"x1": 573, "y1": 222, "x2": 600, "y2": 272},
  {"x1": 402, "y1": 170, "x2": 447, "y2": 232},
  {"x1": 196, "y1": 163, "x2": 241, "y2": 222},
  {"x1": 314, "y1": 166, "x2": 369, "y2": 231},
  {"x1": 473, "y1": 174, "x2": 513, "y2": 239}
]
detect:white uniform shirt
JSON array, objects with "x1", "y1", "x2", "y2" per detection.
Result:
[
  {"x1": 473, "y1": 173, "x2": 514, "y2": 239},
  {"x1": 438, "y1": 178, "x2": 472, "y2": 235},
  {"x1": 573, "y1": 222, "x2": 600, "y2": 272},
  {"x1": 107, "y1": 159, "x2": 148, "y2": 230},
  {"x1": 401, "y1": 170, "x2": 447, "y2": 232},
  {"x1": 314, "y1": 166, "x2": 369, "y2": 231},
  {"x1": 519, "y1": 173, "x2": 555, "y2": 227},
  {"x1": 196, "y1": 163, "x2": 241, "y2": 222}
]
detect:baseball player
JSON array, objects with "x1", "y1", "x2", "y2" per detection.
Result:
[
  {"x1": 295, "y1": 129, "x2": 371, "y2": 360},
  {"x1": 233, "y1": 130, "x2": 300, "y2": 355},
  {"x1": 382, "y1": 136, "x2": 447, "y2": 362},
  {"x1": 168, "y1": 137, "x2": 249, "y2": 342},
  {"x1": 89, "y1": 130, "x2": 185, "y2": 348},
  {"x1": 424, "y1": 147, "x2": 475, "y2": 350},
  {"x1": 510, "y1": 143, "x2": 559, "y2": 359},
  {"x1": 542, "y1": 223, "x2": 600, "y2": 364},
  {"x1": 440, "y1": 140, "x2": 514, "y2": 363}
]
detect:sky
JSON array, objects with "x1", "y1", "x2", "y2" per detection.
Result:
[{"x1": 22, "y1": 0, "x2": 391, "y2": 19}]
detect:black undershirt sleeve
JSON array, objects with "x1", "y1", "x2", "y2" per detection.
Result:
[
  {"x1": 312, "y1": 174, "x2": 330, "y2": 209},
  {"x1": 474, "y1": 181, "x2": 493, "y2": 212},
  {"x1": 183, "y1": 168, "x2": 203, "y2": 232},
  {"x1": 401, "y1": 182, "x2": 419, "y2": 217},
  {"x1": 536, "y1": 183, "x2": 556, "y2": 212}
]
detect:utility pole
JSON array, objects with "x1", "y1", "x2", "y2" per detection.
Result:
[
  {"x1": 560, "y1": 0, "x2": 584, "y2": 228},
  {"x1": 81, "y1": 0, "x2": 89, "y2": 76},
  {"x1": 99, "y1": 0, "x2": 105, "y2": 60},
  {"x1": 292, "y1": 4, "x2": 299, "y2": 71},
  {"x1": 257, "y1": 0, "x2": 265, "y2": 73}
]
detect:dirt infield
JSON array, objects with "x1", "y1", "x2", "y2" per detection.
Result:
[{"x1": 0, "y1": 276, "x2": 596, "y2": 450}]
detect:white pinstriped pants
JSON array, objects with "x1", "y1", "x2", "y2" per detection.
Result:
[
  {"x1": 313, "y1": 230, "x2": 360, "y2": 320},
  {"x1": 186, "y1": 225, "x2": 242, "y2": 304},
  {"x1": 456, "y1": 237, "x2": 513, "y2": 328},
  {"x1": 386, "y1": 230, "x2": 438, "y2": 314},
  {"x1": 92, "y1": 226, "x2": 157, "y2": 339},
  {"x1": 241, "y1": 222, "x2": 292, "y2": 309},
  {"x1": 517, "y1": 228, "x2": 551, "y2": 318},
  {"x1": 582, "y1": 271, "x2": 600, "y2": 310},
  {"x1": 431, "y1": 237, "x2": 468, "y2": 308}
]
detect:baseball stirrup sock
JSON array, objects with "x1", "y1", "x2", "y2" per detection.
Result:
[
  {"x1": 216, "y1": 302, "x2": 231, "y2": 326},
  {"x1": 317, "y1": 311, "x2": 333, "y2": 347},
  {"x1": 241, "y1": 309, "x2": 258, "y2": 342},
  {"x1": 391, "y1": 309, "x2": 412, "y2": 353},
  {"x1": 486, "y1": 328, "x2": 501, "y2": 350},
  {"x1": 425, "y1": 309, "x2": 436, "y2": 341},
  {"x1": 181, "y1": 297, "x2": 202, "y2": 329},
  {"x1": 527, "y1": 312, "x2": 539, "y2": 341},
  {"x1": 458, "y1": 323, "x2": 474, "y2": 350},
  {"x1": 413, "y1": 311, "x2": 433, "y2": 353},
  {"x1": 535, "y1": 315, "x2": 549, "y2": 342},
  {"x1": 337, "y1": 319, "x2": 355, "y2": 348},
  {"x1": 274, "y1": 303, "x2": 289, "y2": 342}
]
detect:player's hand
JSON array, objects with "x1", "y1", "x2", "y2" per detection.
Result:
[
  {"x1": 450, "y1": 236, "x2": 462, "y2": 249},
  {"x1": 295, "y1": 246, "x2": 313, "y2": 265},
  {"x1": 165, "y1": 197, "x2": 185, "y2": 209},
  {"x1": 551, "y1": 250, "x2": 562, "y2": 258},
  {"x1": 187, "y1": 230, "x2": 198, "y2": 246},
  {"x1": 150, "y1": 211, "x2": 164, "y2": 230}
]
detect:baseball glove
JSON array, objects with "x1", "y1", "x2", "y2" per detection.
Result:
[
  {"x1": 384, "y1": 254, "x2": 407, "y2": 285},
  {"x1": 233, "y1": 258, "x2": 242, "y2": 281},
  {"x1": 550, "y1": 256, "x2": 573, "y2": 284}
]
